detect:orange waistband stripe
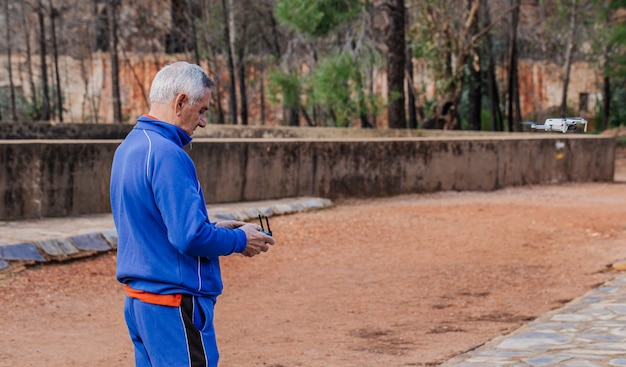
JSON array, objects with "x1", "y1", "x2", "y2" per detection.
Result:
[{"x1": 125, "y1": 285, "x2": 183, "y2": 307}]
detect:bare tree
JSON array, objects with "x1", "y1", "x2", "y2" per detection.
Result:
[
  {"x1": 386, "y1": 0, "x2": 406, "y2": 129},
  {"x1": 405, "y1": 6, "x2": 417, "y2": 129},
  {"x1": 106, "y1": 0, "x2": 121, "y2": 123},
  {"x1": 37, "y1": 0, "x2": 51, "y2": 121},
  {"x1": 5, "y1": 0, "x2": 17, "y2": 121},
  {"x1": 257, "y1": 2, "x2": 286, "y2": 125},
  {"x1": 198, "y1": 0, "x2": 225, "y2": 124},
  {"x1": 236, "y1": 0, "x2": 249, "y2": 125},
  {"x1": 507, "y1": 0, "x2": 521, "y2": 131},
  {"x1": 601, "y1": 80, "x2": 611, "y2": 129},
  {"x1": 405, "y1": 56, "x2": 417, "y2": 128},
  {"x1": 411, "y1": 0, "x2": 517, "y2": 130},
  {"x1": 48, "y1": 0, "x2": 63, "y2": 122},
  {"x1": 186, "y1": 0, "x2": 200, "y2": 65},
  {"x1": 20, "y1": 0, "x2": 38, "y2": 115},
  {"x1": 483, "y1": 0, "x2": 503, "y2": 131},
  {"x1": 221, "y1": 0, "x2": 238, "y2": 124},
  {"x1": 259, "y1": 61, "x2": 266, "y2": 125},
  {"x1": 467, "y1": 0, "x2": 482, "y2": 131},
  {"x1": 560, "y1": 0, "x2": 578, "y2": 116}
]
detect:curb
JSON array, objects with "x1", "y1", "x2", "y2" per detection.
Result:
[{"x1": 0, "y1": 197, "x2": 333, "y2": 274}]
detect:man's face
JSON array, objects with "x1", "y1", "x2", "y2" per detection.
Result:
[{"x1": 176, "y1": 91, "x2": 211, "y2": 136}]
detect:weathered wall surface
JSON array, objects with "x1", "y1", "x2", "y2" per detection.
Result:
[
  {"x1": 0, "y1": 140, "x2": 118, "y2": 220},
  {"x1": 0, "y1": 135, "x2": 615, "y2": 221},
  {"x1": 0, "y1": 121, "x2": 536, "y2": 140},
  {"x1": 0, "y1": 123, "x2": 134, "y2": 140}
]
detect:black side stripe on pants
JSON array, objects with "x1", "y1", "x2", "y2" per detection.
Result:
[{"x1": 180, "y1": 294, "x2": 207, "y2": 367}]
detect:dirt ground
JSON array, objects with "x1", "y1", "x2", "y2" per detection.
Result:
[{"x1": 1, "y1": 148, "x2": 625, "y2": 367}]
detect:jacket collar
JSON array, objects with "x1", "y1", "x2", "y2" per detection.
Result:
[{"x1": 135, "y1": 115, "x2": 192, "y2": 147}]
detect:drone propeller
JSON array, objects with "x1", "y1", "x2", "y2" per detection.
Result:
[{"x1": 518, "y1": 121, "x2": 536, "y2": 125}]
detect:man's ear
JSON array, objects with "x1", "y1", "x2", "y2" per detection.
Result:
[{"x1": 175, "y1": 94, "x2": 188, "y2": 110}]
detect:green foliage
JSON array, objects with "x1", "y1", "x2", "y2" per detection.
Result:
[
  {"x1": 265, "y1": 53, "x2": 382, "y2": 127},
  {"x1": 267, "y1": 68, "x2": 302, "y2": 110},
  {"x1": 591, "y1": 0, "x2": 626, "y2": 78},
  {"x1": 270, "y1": 0, "x2": 381, "y2": 126},
  {"x1": 596, "y1": 82, "x2": 626, "y2": 129},
  {"x1": 587, "y1": 1, "x2": 626, "y2": 130},
  {"x1": 608, "y1": 25, "x2": 626, "y2": 78},
  {"x1": 309, "y1": 53, "x2": 381, "y2": 127},
  {"x1": 275, "y1": 0, "x2": 363, "y2": 38},
  {"x1": 310, "y1": 54, "x2": 355, "y2": 126},
  {"x1": 407, "y1": 1, "x2": 470, "y2": 101}
]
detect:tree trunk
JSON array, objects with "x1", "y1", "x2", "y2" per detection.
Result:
[
  {"x1": 405, "y1": 8, "x2": 416, "y2": 130},
  {"x1": 288, "y1": 107, "x2": 299, "y2": 126},
  {"x1": 467, "y1": 0, "x2": 482, "y2": 131},
  {"x1": 37, "y1": 0, "x2": 51, "y2": 121},
  {"x1": 386, "y1": 0, "x2": 406, "y2": 129},
  {"x1": 260, "y1": 62, "x2": 266, "y2": 126},
  {"x1": 560, "y1": 0, "x2": 577, "y2": 116},
  {"x1": 209, "y1": 50, "x2": 225, "y2": 125},
  {"x1": 507, "y1": 0, "x2": 520, "y2": 131},
  {"x1": 5, "y1": 0, "x2": 17, "y2": 121},
  {"x1": 368, "y1": 64, "x2": 377, "y2": 128},
  {"x1": 107, "y1": 0, "x2": 122, "y2": 123},
  {"x1": 487, "y1": 54, "x2": 503, "y2": 131},
  {"x1": 269, "y1": 12, "x2": 282, "y2": 57},
  {"x1": 468, "y1": 59, "x2": 482, "y2": 130},
  {"x1": 301, "y1": 106, "x2": 315, "y2": 127},
  {"x1": 202, "y1": 0, "x2": 224, "y2": 124},
  {"x1": 237, "y1": 12, "x2": 248, "y2": 125},
  {"x1": 237, "y1": 54, "x2": 248, "y2": 125},
  {"x1": 21, "y1": 0, "x2": 38, "y2": 113},
  {"x1": 602, "y1": 75, "x2": 610, "y2": 131},
  {"x1": 221, "y1": 0, "x2": 237, "y2": 124},
  {"x1": 49, "y1": 1, "x2": 63, "y2": 122},
  {"x1": 185, "y1": 0, "x2": 200, "y2": 65},
  {"x1": 483, "y1": 0, "x2": 503, "y2": 131},
  {"x1": 406, "y1": 47, "x2": 417, "y2": 129}
]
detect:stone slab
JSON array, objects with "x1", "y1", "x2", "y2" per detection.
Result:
[
  {"x1": 102, "y1": 230, "x2": 118, "y2": 249},
  {"x1": 36, "y1": 238, "x2": 79, "y2": 257},
  {"x1": 0, "y1": 242, "x2": 46, "y2": 262},
  {"x1": 69, "y1": 233, "x2": 111, "y2": 252},
  {"x1": 210, "y1": 212, "x2": 239, "y2": 221}
]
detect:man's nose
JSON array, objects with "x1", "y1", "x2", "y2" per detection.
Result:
[{"x1": 198, "y1": 115, "x2": 207, "y2": 128}]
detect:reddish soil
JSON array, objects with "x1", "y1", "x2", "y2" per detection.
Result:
[{"x1": 0, "y1": 148, "x2": 625, "y2": 367}]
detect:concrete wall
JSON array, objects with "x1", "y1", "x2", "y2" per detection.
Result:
[
  {"x1": 1, "y1": 140, "x2": 118, "y2": 220},
  {"x1": 0, "y1": 122, "x2": 507, "y2": 140},
  {"x1": 0, "y1": 123, "x2": 134, "y2": 140},
  {"x1": 0, "y1": 135, "x2": 615, "y2": 221}
]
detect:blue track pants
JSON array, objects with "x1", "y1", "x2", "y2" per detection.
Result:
[{"x1": 124, "y1": 294, "x2": 219, "y2": 367}]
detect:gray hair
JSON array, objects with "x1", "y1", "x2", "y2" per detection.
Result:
[{"x1": 149, "y1": 61, "x2": 215, "y2": 105}]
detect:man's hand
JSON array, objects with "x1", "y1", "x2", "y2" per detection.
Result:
[
  {"x1": 215, "y1": 220, "x2": 246, "y2": 229},
  {"x1": 238, "y1": 223, "x2": 275, "y2": 257}
]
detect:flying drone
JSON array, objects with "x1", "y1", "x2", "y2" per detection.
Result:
[{"x1": 520, "y1": 117, "x2": 588, "y2": 133}]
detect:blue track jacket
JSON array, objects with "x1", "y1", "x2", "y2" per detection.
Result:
[{"x1": 111, "y1": 115, "x2": 247, "y2": 298}]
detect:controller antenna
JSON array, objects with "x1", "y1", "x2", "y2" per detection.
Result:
[
  {"x1": 265, "y1": 216, "x2": 272, "y2": 235},
  {"x1": 258, "y1": 214, "x2": 272, "y2": 236}
]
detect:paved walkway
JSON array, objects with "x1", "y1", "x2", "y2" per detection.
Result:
[
  {"x1": 442, "y1": 275, "x2": 626, "y2": 367},
  {"x1": 0, "y1": 197, "x2": 332, "y2": 271},
  {"x1": 2, "y1": 196, "x2": 626, "y2": 366}
]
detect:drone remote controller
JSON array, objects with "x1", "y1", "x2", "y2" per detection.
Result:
[{"x1": 258, "y1": 215, "x2": 272, "y2": 236}]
